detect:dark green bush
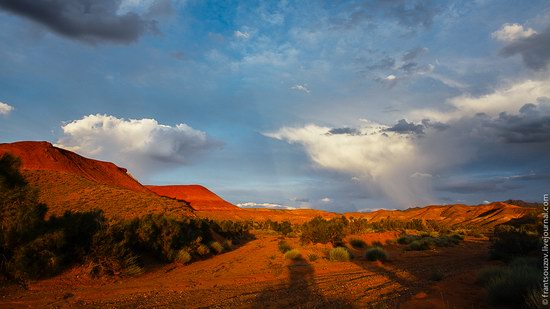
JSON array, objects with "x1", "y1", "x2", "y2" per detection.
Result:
[
  {"x1": 349, "y1": 238, "x2": 367, "y2": 249},
  {"x1": 429, "y1": 269, "x2": 444, "y2": 281},
  {"x1": 490, "y1": 221, "x2": 540, "y2": 260},
  {"x1": 365, "y1": 247, "x2": 387, "y2": 262},
  {"x1": 407, "y1": 239, "x2": 433, "y2": 251},
  {"x1": 300, "y1": 216, "x2": 347, "y2": 244},
  {"x1": 476, "y1": 266, "x2": 504, "y2": 285},
  {"x1": 478, "y1": 257, "x2": 541, "y2": 306},
  {"x1": 486, "y1": 265, "x2": 540, "y2": 305},
  {"x1": 278, "y1": 240, "x2": 292, "y2": 253},
  {"x1": 397, "y1": 235, "x2": 418, "y2": 244}
]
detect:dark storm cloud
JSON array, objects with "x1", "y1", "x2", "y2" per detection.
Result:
[
  {"x1": 0, "y1": 0, "x2": 160, "y2": 44},
  {"x1": 421, "y1": 119, "x2": 449, "y2": 131},
  {"x1": 436, "y1": 172, "x2": 550, "y2": 194},
  {"x1": 485, "y1": 103, "x2": 550, "y2": 143},
  {"x1": 385, "y1": 119, "x2": 424, "y2": 134},
  {"x1": 501, "y1": 26, "x2": 550, "y2": 70},
  {"x1": 435, "y1": 179, "x2": 521, "y2": 194},
  {"x1": 328, "y1": 127, "x2": 359, "y2": 135}
]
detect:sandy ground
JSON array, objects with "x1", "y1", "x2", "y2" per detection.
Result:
[{"x1": 0, "y1": 232, "x2": 494, "y2": 308}]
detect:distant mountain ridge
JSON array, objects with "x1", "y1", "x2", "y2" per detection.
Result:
[
  {"x1": 0, "y1": 141, "x2": 537, "y2": 227},
  {"x1": 500, "y1": 199, "x2": 543, "y2": 208},
  {"x1": 348, "y1": 202, "x2": 535, "y2": 229}
]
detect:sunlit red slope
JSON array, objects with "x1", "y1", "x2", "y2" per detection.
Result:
[
  {"x1": 0, "y1": 141, "x2": 146, "y2": 192},
  {"x1": 347, "y1": 202, "x2": 535, "y2": 229},
  {"x1": 146, "y1": 185, "x2": 240, "y2": 211},
  {"x1": 0, "y1": 141, "x2": 194, "y2": 219}
]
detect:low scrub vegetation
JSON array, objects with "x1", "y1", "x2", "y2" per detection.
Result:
[
  {"x1": 397, "y1": 233, "x2": 463, "y2": 251},
  {"x1": 329, "y1": 247, "x2": 351, "y2": 262},
  {"x1": 284, "y1": 249, "x2": 302, "y2": 260},
  {"x1": 0, "y1": 153, "x2": 252, "y2": 281},
  {"x1": 477, "y1": 257, "x2": 540, "y2": 306},
  {"x1": 349, "y1": 238, "x2": 367, "y2": 249},
  {"x1": 489, "y1": 215, "x2": 540, "y2": 260},
  {"x1": 364, "y1": 247, "x2": 388, "y2": 262},
  {"x1": 429, "y1": 268, "x2": 444, "y2": 281},
  {"x1": 278, "y1": 240, "x2": 292, "y2": 253},
  {"x1": 300, "y1": 216, "x2": 347, "y2": 245}
]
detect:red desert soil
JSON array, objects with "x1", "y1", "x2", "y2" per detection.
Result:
[
  {"x1": 0, "y1": 141, "x2": 147, "y2": 193},
  {"x1": 0, "y1": 233, "x2": 495, "y2": 308},
  {"x1": 146, "y1": 185, "x2": 240, "y2": 211}
]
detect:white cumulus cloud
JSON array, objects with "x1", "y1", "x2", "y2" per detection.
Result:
[
  {"x1": 492, "y1": 23, "x2": 537, "y2": 42},
  {"x1": 267, "y1": 76, "x2": 550, "y2": 208},
  {"x1": 55, "y1": 114, "x2": 219, "y2": 177},
  {"x1": 291, "y1": 84, "x2": 310, "y2": 93},
  {"x1": 0, "y1": 101, "x2": 14, "y2": 115}
]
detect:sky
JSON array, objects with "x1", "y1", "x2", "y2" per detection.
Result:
[{"x1": 0, "y1": 0, "x2": 549, "y2": 212}]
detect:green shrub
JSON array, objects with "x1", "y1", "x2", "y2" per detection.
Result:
[
  {"x1": 490, "y1": 220, "x2": 540, "y2": 260},
  {"x1": 525, "y1": 288, "x2": 544, "y2": 309},
  {"x1": 397, "y1": 235, "x2": 417, "y2": 245},
  {"x1": 210, "y1": 241, "x2": 224, "y2": 254},
  {"x1": 300, "y1": 216, "x2": 347, "y2": 245},
  {"x1": 11, "y1": 231, "x2": 66, "y2": 278},
  {"x1": 85, "y1": 225, "x2": 143, "y2": 278},
  {"x1": 429, "y1": 269, "x2": 444, "y2": 281},
  {"x1": 407, "y1": 239, "x2": 433, "y2": 251},
  {"x1": 284, "y1": 249, "x2": 302, "y2": 260},
  {"x1": 486, "y1": 265, "x2": 540, "y2": 305},
  {"x1": 329, "y1": 247, "x2": 351, "y2": 262},
  {"x1": 478, "y1": 257, "x2": 541, "y2": 306},
  {"x1": 175, "y1": 250, "x2": 192, "y2": 264},
  {"x1": 197, "y1": 244, "x2": 210, "y2": 256},
  {"x1": 278, "y1": 240, "x2": 292, "y2": 253},
  {"x1": 476, "y1": 266, "x2": 504, "y2": 285},
  {"x1": 365, "y1": 247, "x2": 387, "y2": 262},
  {"x1": 308, "y1": 254, "x2": 318, "y2": 262},
  {"x1": 349, "y1": 238, "x2": 367, "y2": 249}
]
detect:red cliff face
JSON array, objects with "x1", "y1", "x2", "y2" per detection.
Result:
[
  {"x1": 146, "y1": 185, "x2": 240, "y2": 211},
  {"x1": 0, "y1": 141, "x2": 194, "y2": 219},
  {"x1": 0, "y1": 141, "x2": 148, "y2": 193}
]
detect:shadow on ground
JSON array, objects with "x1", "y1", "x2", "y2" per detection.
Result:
[{"x1": 253, "y1": 258, "x2": 353, "y2": 308}]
